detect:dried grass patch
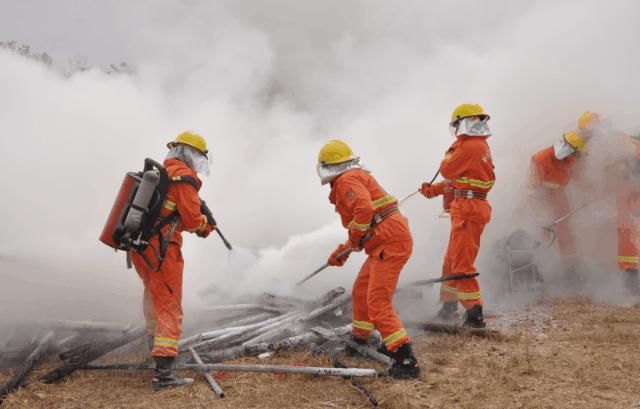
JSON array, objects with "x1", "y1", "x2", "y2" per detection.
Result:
[{"x1": 3, "y1": 298, "x2": 640, "y2": 408}]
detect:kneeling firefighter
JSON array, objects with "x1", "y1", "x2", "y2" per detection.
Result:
[
  {"x1": 420, "y1": 103, "x2": 495, "y2": 328},
  {"x1": 318, "y1": 140, "x2": 420, "y2": 379},
  {"x1": 100, "y1": 131, "x2": 215, "y2": 390}
]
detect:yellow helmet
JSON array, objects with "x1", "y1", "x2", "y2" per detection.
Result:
[
  {"x1": 577, "y1": 111, "x2": 600, "y2": 131},
  {"x1": 167, "y1": 131, "x2": 208, "y2": 157},
  {"x1": 564, "y1": 131, "x2": 588, "y2": 152},
  {"x1": 318, "y1": 139, "x2": 355, "y2": 165},
  {"x1": 450, "y1": 103, "x2": 490, "y2": 124}
]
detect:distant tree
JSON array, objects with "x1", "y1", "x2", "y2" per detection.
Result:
[{"x1": 1, "y1": 40, "x2": 133, "y2": 76}]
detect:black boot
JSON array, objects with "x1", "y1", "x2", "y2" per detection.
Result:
[
  {"x1": 152, "y1": 356, "x2": 194, "y2": 391},
  {"x1": 625, "y1": 269, "x2": 640, "y2": 294},
  {"x1": 436, "y1": 301, "x2": 459, "y2": 322},
  {"x1": 462, "y1": 305, "x2": 487, "y2": 328},
  {"x1": 377, "y1": 343, "x2": 388, "y2": 357},
  {"x1": 387, "y1": 343, "x2": 421, "y2": 379}
]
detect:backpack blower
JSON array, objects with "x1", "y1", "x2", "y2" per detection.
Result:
[
  {"x1": 100, "y1": 158, "x2": 232, "y2": 270},
  {"x1": 100, "y1": 158, "x2": 169, "y2": 252}
]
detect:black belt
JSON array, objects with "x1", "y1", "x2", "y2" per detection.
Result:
[
  {"x1": 454, "y1": 189, "x2": 487, "y2": 200},
  {"x1": 371, "y1": 204, "x2": 399, "y2": 226}
]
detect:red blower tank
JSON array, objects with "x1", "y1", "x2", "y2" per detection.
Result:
[{"x1": 99, "y1": 173, "x2": 141, "y2": 249}]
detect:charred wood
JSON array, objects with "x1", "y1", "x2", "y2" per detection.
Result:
[
  {"x1": 41, "y1": 327, "x2": 145, "y2": 383},
  {"x1": 0, "y1": 332, "x2": 54, "y2": 404}
]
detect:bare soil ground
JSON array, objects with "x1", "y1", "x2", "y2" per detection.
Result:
[{"x1": 2, "y1": 298, "x2": 640, "y2": 409}]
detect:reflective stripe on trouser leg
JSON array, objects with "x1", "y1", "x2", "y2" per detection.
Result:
[
  {"x1": 448, "y1": 215, "x2": 485, "y2": 309},
  {"x1": 617, "y1": 228, "x2": 639, "y2": 271},
  {"x1": 383, "y1": 328, "x2": 409, "y2": 351},
  {"x1": 352, "y1": 320, "x2": 374, "y2": 339},
  {"x1": 456, "y1": 276, "x2": 482, "y2": 309},
  {"x1": 440, "y1": 283, "x2": 458, "y2": 302},
  {"x1": 131, "y1": 240, "x2": 185, "y2": 357},
  {"x1": 154, "y1": 336, "x2": 178, "y2": 352},
  {"x1": 367, "y1": 240, "x2": 412, "y2": 352},
  {"x1": 352, "y1": 257, "x2": 374, "y2": 340}
]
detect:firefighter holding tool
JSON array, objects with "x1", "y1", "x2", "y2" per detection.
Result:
[
  {"x1": 318, "y1": 139, "x2": 420, "y2": 379},
  {"x1": 420, "y1": 103, "x2": 495, "y2": 328},
  {"x1": 527, "y1": 112, "x2": 599, "y2": 278},
  {"x1": 101, "y1": 131, "x2": 215, "y2": 390}
]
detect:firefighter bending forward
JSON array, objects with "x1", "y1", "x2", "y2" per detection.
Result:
[
  {"x1": 421, "y1": 103, "x2": 495, "y2": 328},
  {"x1": 317, "y1": 140, "x2": 420, "y2": 379},
  {"x1": 527, "y1": 112, "x2": 597, "y2": 276},
  {"x1": 130, "y1": 131, "x2": 215, "y2": 391}
]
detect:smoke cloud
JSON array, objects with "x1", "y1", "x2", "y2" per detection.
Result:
[{"x1": 1, "y1": 0, "x2": 639, "y2": 327}]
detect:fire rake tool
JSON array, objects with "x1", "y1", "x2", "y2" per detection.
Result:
[
  {"x1": 408, "y1": 272, "x2": 480, "y2": 287},
  {"x1": 543, "y1": 199, "x2": 595, "y2": 247},
  {"x1": 298, "y1": 169, "x2": 442, "y2": 287},
  {"x1": 201, "y1": 200, "x2": 233, "y2": 250}
]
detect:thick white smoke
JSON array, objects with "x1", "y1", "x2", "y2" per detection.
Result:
[{"x1": 1, "y1": 0, "x2": 639, "y2": 327}]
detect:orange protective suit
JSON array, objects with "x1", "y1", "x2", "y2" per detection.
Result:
[
  {"x1": 617, "y1": 186, "x2": 640, "y2": 270},
  {"x1": 609, "y1": 134, "x2": 640, "y2": 271},
  {"x1": 329, "y1": 169, "x2": 412, "y2": 352},
  {"x1": 529, "y1": 146, "x2": 577, "y2": 257},
  {"x1": 425, "y1": 136, "x2": 495, "y2": 309},
  {"x1": 130, "y1": 158, "x2": 209, "y2": 357}
]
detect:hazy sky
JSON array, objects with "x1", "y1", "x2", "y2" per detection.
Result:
[{"x1": 1, "y1": 0, "x2": 639, "y2": 323}]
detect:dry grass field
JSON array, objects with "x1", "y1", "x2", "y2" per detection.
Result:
[{"x1": 2, "y1": 298, "x2": 640, "y2": 409}]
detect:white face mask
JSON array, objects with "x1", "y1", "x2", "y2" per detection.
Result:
[
  {"x1": 553, "y1": 139, "x2": 576, "y2": 160},
  {"x1": 167, "y1": 144, "x2": 212, "y2": 176},
  {"x1": 452, "y1": 117, "x2": 491, "y2": 137},
  {"x1": 316, "y1": 158, "x2": 366, "y2": 185}
]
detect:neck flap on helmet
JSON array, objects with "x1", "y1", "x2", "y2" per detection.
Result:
[
  {"x1": 317, "y1": 158, "x2": 367, "y2": 185},
  {"x1": 166, "y1": 144, "x2": 211, "y2": 176},
  {"x1": 451, "y1": 117, "x2": 492, "y2": 138}
]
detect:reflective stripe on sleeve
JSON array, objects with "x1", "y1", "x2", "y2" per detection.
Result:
[
  {"x1": 163, "y1": 200, "x2": 177, "y2": 211},
  {"x1": 348, "y1": 220, "x2": 370, "y2": 231}
]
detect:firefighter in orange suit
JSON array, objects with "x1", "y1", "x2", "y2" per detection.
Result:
[
  {"x1": 318, "y1": 139, "x2": 420, "y2": 379},
  {"x1": 130, "y1": 131, "x2": 214, "y2": 390},
  {"x1": 420, "y1": 103, "x2": 495, "y2": 328},
  {"x1": 613, "y1": 133, "x2": 640, "y2": 293},
  {"x1": 527, "y1": 112, "x2": 598, "y2": 274}
]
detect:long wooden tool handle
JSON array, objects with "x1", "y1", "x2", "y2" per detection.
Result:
[
  {"x1": 296, "y1": 248, "x2": 352, "y2": 286},
  {"x1": 411, "y1": 272, "x2": 480, "y2": 286}
]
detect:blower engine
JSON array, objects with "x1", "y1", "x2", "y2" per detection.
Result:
[{"x1": 100, "y1": 158, "x2": 170, "y2": 251}]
